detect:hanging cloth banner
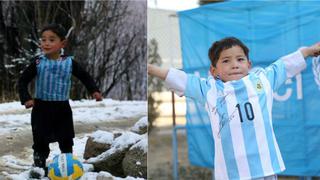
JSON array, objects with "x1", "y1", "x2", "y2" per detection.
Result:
[{"x1": 178, "y1": 1, "x2": 320, "y2": 176}]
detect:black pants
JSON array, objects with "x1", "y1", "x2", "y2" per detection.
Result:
[
  {"x1": 32, "y1": 138, "x2": 74, "y2": 158},
  {"x1": 32, "y1": 139, "x2": 73, "y2": 168},
  {"x1": 31, "y1": 99, "x2": 75, "y2": 167}
]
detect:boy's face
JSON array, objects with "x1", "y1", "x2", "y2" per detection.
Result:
[
  {"x1": 40, "y1": 30, "x2": 65, "y2": 57},
  {"x1": 210, "y1": 45, "x2": 251, "y2": 82}
]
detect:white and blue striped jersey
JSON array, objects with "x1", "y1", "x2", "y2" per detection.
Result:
[
  {"x1": 35, "y1": 55, "x2": 73, "y2": 101},
  {"x1": 165, "y1": 50, "x2": 306, "y2": 180}
]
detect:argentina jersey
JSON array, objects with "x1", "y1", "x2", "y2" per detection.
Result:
[
  {"x1": 165, "y1": 50, "x2": 306, "y2": 180},
  {"x1": 35, "y1": 55, "x2": 73, "y2": 101}
]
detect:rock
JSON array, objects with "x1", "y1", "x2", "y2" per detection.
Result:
[
  {"x1": 83, "y1": 137, "x2": 112, "y2": 160},
  {"x1": 130, "y1": 117, "x2": 148, "y2": 135},
  {"x1": 122, "y1": 139, "x2": 147, "y2": 178},
  {"x1": 89, "y1": 132, "x2": 143, "y2": 177},
  {"x1": 113, "y1": 132, "x2": 122, "y2": 139},
  {"x1": 93, "y1": 148, "x2": 128, "y2": 177}
]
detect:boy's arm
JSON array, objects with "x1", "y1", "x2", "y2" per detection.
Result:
[
  {"x1": 300, "y1": 42, "x2": 320, "y2": 58},
  {"x1": 148, "y1": 63, "x2": 187, "y2": 97},
  {"x1": 148, "y1": 64, "x2": 211, "y2": 104},
  {"x1": 265, "y1": 42, "x2": 320, "y2": 90},
  {"x1": 72, "y1": 60, "x2": 102, "y2": 101},
  {"x1": 18, "y1": 61, "x2": 37, "y2": 105},
  {"x1": 282, "y1": 42, "x2": 320, "y2": 78},
  {"x1": 147, "y1": 64, "x2": 169, "y2": 80},
  {"x1": 149, "y1": 63, "x2": 211, "y2": 104}
]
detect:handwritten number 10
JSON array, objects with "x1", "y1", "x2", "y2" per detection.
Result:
[{"x1": 236, "y1": 102, "x2": 254, "y2": 122}]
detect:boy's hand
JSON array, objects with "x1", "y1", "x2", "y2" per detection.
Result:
[
  {"x1": 92, "y1": 92, "x2": 103, "y2": 101},
  {"x1": 301, "y1": 43, "x2": 320, "y2": 58},
  {"x1": 24, "y1": 100, "x2": 34, "y2": 109}
]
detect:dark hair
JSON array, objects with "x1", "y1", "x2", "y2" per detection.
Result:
[
  {"x1": 40, "y1": 23, "x2": 66, "y2": 40},
  {"x1": 208, "y1": 37, "x2": 249, "y2": 66}
]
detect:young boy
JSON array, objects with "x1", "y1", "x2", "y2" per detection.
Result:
[
  {"x1": 18, "y1": 24, "x2": 102, "y2": 177},
  {"x1": 148, "y1": 37, "x2": 320, "y2": 180}
]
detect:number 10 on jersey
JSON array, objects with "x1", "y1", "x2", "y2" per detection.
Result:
[{"x1": 236, "y1": 102, "x2": 255, "y2": 122}]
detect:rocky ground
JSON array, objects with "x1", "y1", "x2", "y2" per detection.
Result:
[
  {"x1": 0, "y1": 119, "x2": 139, "y2": 179},
  {"x1": 0, "y1": 99, "x2": 147, "y2": 179}
]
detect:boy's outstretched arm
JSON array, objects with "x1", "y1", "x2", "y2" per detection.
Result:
[
  {"x1": 72, "y1": 60, "x2": 102, "y2": 101},
  {"x1": 148, "y1": 63, "x2": 188, "y2": 97},
  {"x1": 300, "y1": 42, "x2": 320, "y2": 58},
  {"x1": 147, "y1": 64, "x2": 169, "y2": 80}
]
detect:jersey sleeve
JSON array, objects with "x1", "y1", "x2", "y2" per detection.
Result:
[
  {"x1": 164, "y1": 68, "x2": 212, "y2": 105},
  {"x1": 264, "y1": 50, "x2": 306, "y2": 90},
  {"x1": 72, "y1": 60, "x2": 100, "y2": 94},
  {"x1": 18, "y1": 59, "x2": 37, "y2": 105}
]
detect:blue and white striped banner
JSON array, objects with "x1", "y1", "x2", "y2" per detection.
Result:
[{"x1": 178, "y1": 1, "x2": 320, "y2": 176}]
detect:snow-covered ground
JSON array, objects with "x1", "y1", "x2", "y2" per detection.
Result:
[
  {"x1": 0, "y1": 99, "x2": 147, "y2": 180},
  {"x1": 0, "y1": 99, "x2": 145, "y2": 135}
]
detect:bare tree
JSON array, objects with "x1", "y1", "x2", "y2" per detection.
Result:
[
  {"x1": 0, "y1": 0, "x2": 146, "y2": 102},
  {"x1": 0, "y1": 1, "x2": 84, "y2": 102},
  {"x1": 72, "y1": 0, "x2": 147, "y2": 100}
]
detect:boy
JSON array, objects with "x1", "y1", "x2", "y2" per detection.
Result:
[
  {"x1": 18, "y1": 24, "x2": 102, "y2": 177},
  {"x1": 148, "y1": 37, "x2": 320, "y2": 180}
]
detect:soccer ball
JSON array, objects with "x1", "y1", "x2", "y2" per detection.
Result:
[{"x1": 48, "y1": 153, "x2": 84, "y2": 180}]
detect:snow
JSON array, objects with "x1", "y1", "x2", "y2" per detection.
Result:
[
  {"x1": 4, "y1": 64, "x2": 15, "y2": 68},
  {"x1": 3, "y1": 171, "x2": 36, "y2": 180},
  {"x1": 130, "y1": 116, "x2": 148, "y2": 132},
  {"x1": 91, "y1": 130, "x2": 114, "y2": 144},
  {"x1": 24, "y1": 38, "x2": 39, "y2": 47},
  {"x1": 2, "y1": 133, "x2": 146, "y2": 180},
  {"x1": 112, "y1": 132, "x2": 142, "y2": 149},
  {"x1": 130, "y1": 136, "x2": 148, "y2": 153},
  {"x1": 1, "y1": 155, "x2": 31, "y2": 170},
  {"x1": 0, "y1": 101, "x2": 23, "y2": 113},
  {"x1": 81, "y1": 171, "x2": 144, "y2": 180},
  {"x1": 47, "y1": 136, "x2": 89, "y2": 162},
  {"x1": 0, "y1": 99, "x2": 146, "y2": 136},
  {"x1": 0, "y1": 99, "x2": 147, "y2": 180},
  {"x1": 87, "y1": 132, "x2": 143, "y2": 163}
]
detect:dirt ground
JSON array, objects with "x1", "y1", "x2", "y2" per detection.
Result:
[
  {"x1": 148, "y1": 126, "x2": 314, "y2": 180},
  {"x1": 148, "y1": 126, "x2": 212, "y2": 180}
]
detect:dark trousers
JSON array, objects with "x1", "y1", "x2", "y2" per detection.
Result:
[
  {"x1": 31, "y1": 99, "x2": 75, "y2": 168},
  {"x1": 32, "y1": 138, "x2": 74, "y2": 168}
]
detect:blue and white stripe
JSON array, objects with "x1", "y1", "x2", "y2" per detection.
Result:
[
  {"x1": 35, "y1": 55, "x2": 72, "y2": 101},
  {"x1": 191, "y1": 73, "x2": 285, "y2": 180},
  {"x1": 165, "y1": 50, "x2": 306, "y2": 180}
]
